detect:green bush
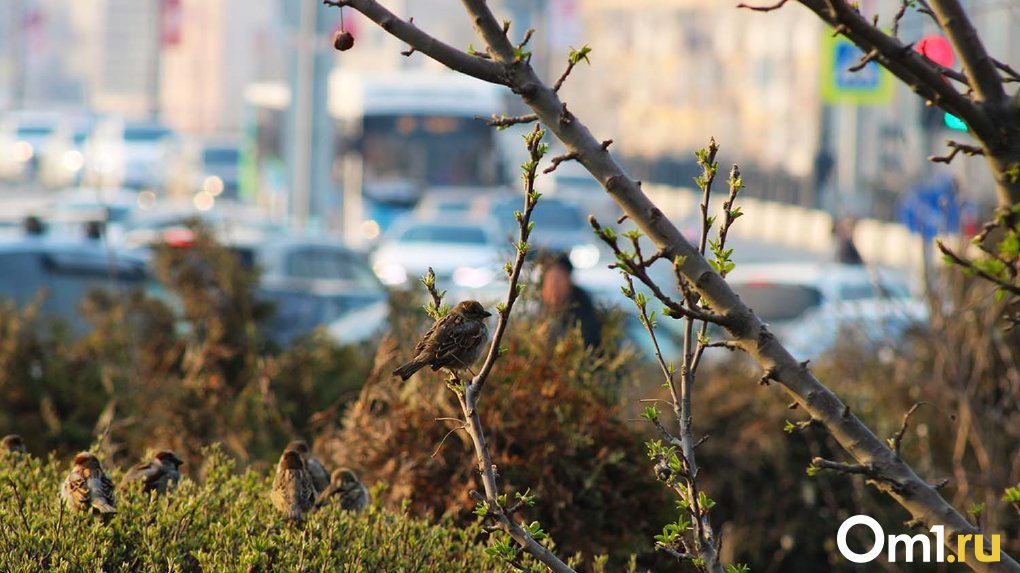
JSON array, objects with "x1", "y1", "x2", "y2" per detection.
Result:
[
  {"x1": 0, "y1": 222, "x2": 373, "y2": 468},
  {"x1": 0, "y1": 447, "x2": 526, "y2": 572}
]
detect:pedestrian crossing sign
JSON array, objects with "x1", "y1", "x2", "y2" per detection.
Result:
[{"x1": 821, "y1": 31, "x2": 894, "y2": 105}]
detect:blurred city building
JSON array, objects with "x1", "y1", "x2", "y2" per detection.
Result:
[{"x1": 0, "y1": 0, "x2": 1017, "y2": 222}]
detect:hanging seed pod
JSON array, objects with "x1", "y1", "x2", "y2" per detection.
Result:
[{"x1": 333, "y1": 30, "x2": 354, "y2": 51}]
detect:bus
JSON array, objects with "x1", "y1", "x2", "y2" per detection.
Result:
[{"x1": 327, "y1": 70, "x2": 510, "y2": 244}]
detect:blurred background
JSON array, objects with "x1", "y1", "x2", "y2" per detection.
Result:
[
  {"x1": 1, "y1": 0, "x2": 1017, "y2": 341},
  {"x1": 0, "y1": 1, "x2": 1017, "y2": 569}
]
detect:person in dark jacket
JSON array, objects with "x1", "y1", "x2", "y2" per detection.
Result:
[
  {"x1": 833, "y1": 217, "x2": 863, "y2": 265},
  {"x1": 541, "y1": 253, "x2": 601, "y2": 349}
]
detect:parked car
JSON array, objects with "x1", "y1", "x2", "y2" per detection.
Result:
[
  {"x1": 0, "y1": 111, "x2": 63, "y2": 181},
  {"x1": 370, "y1": 217, "x2": 505, "y2": 294},
  {"x1": 0, "y1": 238, "x2": 152, "y2": 333},
  {"x1": 487, "y1": 195, "x2": 601, "y2": 266},
  {"x1": 87, "y1": 118, "x2": 179, "y2": 189},
  {"x1": 250, "y1": 238, "x2": 388, "y2": 344},
  {"x1": 782, "y1": 298, "x2": 929, "y2": 362},
  {"x1": 38, "y1": 114, "x2": 98, "y2": 188},
  {"x1": 724, "y1": 262, "x2": 914, "y2": 339}
]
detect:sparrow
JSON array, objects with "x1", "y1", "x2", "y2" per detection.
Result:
[
  {"x1": 2, "y1": 434, "x2": 27, "y2": 454},
  {"x1": 61, "y1": 452, "x2": 116, "y2": 515},
  {"x1": 315, "y1": 468, "x2": 370, "y2": 513},
  {"x1": 120, "y1": 450, "x2": 184, "y2": 495},
  {"x1": 271, "y1": 450, "x2": 315, "y2": 521},
  {"x1": 393, "y1": 300, "x2": 492, "y2": 381},
  {"x1": 284, "y1": 440, "x2": 330, "y2": 494}
]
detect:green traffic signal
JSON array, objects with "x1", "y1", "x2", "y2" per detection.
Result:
[{"x1": 944, "y1": 113, "x2": 967, "y2": 131}]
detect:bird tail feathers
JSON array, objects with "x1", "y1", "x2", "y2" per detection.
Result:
[{"x1": 392, "y1": 359, "x2": 426, "y2": 381}]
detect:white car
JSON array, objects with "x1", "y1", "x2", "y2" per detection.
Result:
[
  {"x1": 0, "y1": 111, "x2": 63, "y2": 181},
  {"x1": 724, "y1": 262, "x2": 915, "y2": 339},
  {"x1": 370, "y1": 217, "x2": 506, "y2": 295},
  {"x1": 782, "y1": 298, "x2": 929, "y2": 362}
]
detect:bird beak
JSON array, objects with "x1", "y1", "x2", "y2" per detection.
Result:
[{"x1": 483, "y1": 311, "x2": 492, "y2": 318}]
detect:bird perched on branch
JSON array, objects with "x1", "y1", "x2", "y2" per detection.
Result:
[
  {"x1": 316, "y1": 468, "x2": 370, "y2": 513},
  {"x1": 271, "y1": 450, "x2": 315, "y2": 521},
  {"x1": 61, "y1": 452, "x2": 116, "y2": 515},
  {"x1": 121, "y1": 450, "x2": 183, "y2": 495},
  {"x1": 2, "y1": 434, "x2": 27, "y2": 454},
  {"x1": 284, "y1": 440, "x2": 330, "y2": 494},
  {"x1": 393, "y1": 300, "x2": 492, "y2": 381}
]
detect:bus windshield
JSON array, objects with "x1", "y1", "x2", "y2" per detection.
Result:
[{"x1": 361, "y1": 115, "x2": 498, "y2": 189}]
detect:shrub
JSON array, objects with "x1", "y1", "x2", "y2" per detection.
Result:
[
  {"x1": 315, "y1": 296, "x2": 673, "y2": 565},
  {"x1": 0, "y1": 447, "x2": 526, "y2": 572},
  {"x1": 0, "y1": 222, "x2": 373, "y2": 469}
]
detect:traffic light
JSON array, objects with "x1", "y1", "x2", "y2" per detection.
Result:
[{"x1": 944, "y1": 113, "x2": 967, "y2": 131}]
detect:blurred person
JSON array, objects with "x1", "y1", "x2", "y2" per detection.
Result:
[
  {"x1": 833, "y1": 217, "x2": 863, "y2": 265},
  {"x1": 84, "y1": 220, "x2": 104, "y2": 241},
  {"x1": 541, "y1": 253, "x2": 601, "y2": 348},
  {"x1": 23, "y1": 215, "x2": 45, "y2": 237}
]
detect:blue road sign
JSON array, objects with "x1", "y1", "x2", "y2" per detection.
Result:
[{"x1": 898, "y1": 175, "x2": 971, "y2": 240}]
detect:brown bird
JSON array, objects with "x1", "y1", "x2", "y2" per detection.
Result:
[
  {"x1": 284, "y1": 440, "x2": 330, "y2": 494},
  {"x1": 121, "y1": 450, "x2": 184, "y2": 495},
  {"x1": 271, "y1": 450, "x2": 315, "y2": 521},
  {"x1": 61, "y1": 452, "x2": 116, "y2": 514},
  {"x1": 315, "y1": 468, "x2": 370, "y2": 513},
  {"x1": 393, "y1": 300, "x2": 492, "y2": 381},
  {"x1": 2, "y1": 434, "x2": 27, "y2": 454}
]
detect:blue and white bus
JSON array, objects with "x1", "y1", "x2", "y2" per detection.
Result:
[{"x1": 327, "y1": 70, "x2": 510, "y2": 243}]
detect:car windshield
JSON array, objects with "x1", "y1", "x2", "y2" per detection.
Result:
[
  {"x1": 730, "y1": 283, "x2": 823, "y2": 322},
  {"x1": 399, "y1": 224, "x2": 487, "y2": 245},
  {"x1": 493, "y1": 201, "x2": 584, "y2": 231},
  {"x1": 203, "y1": 147, "x2": 240, "y2": 164},
  {"x1": 124, "y1": 125, "x2": 172, "y2": 142},
  {"x1": 285, "y1": 248, "x2": 380, "y2": 286},
  {"x1": 17, "y1": 126, "x2": 53, "y2": 138}
]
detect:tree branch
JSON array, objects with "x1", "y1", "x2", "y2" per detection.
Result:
[
  {"x1": 324, "y1": 1, "x2": 1020, "y2": 570},
  {"x1": 322, "y1": 0, "x2": 506, "y2": 84},
  {"x1": 926, "y1": 0, "x2": 1007, "y2": 104},
  {"x1": 795, "y1": 0, "x2": 995, "y2": 141}
]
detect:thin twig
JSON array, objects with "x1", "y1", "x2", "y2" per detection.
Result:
[{"x1": 891, "y1": 402, "x2": 927, "y2": 457}]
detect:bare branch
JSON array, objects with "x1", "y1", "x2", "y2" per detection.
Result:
[
  {"x1": 929, "y1": 140, "x2": 985, "y2": 164},
  {"x1": 891, "y1": 402, "x2": 927, "y2": 457},
  {"x1": 484, "y1": 113, "x2": 538, "y2": 129},
  {"x1": 322, "y1": 0, "x2": 506, "y2": 84},
  {"x1": 927, "y1": 0, "x2": 1007, "y2": 104},
  {"x1": 796, "y1": 0, "x2": 994, "y2": 140},
  {"x1": 737, "y1": 0, "x2": 790, "y2": 12},
  {"x1": 543, "y1": 151, "x2": 579, "y2": 174}
]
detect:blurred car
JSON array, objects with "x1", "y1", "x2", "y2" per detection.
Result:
[
  {"x1": 487, "y1": 195, "x2": 602, "y2": 270},
  {"x1": 38, "y1": 114, "x2": 98, "y2": 188},
  {"x1": 87, "y1": 118, "x2": 179, "y2": 189},
  {"x1": 44, "y1": 187, "x2": 147, "y2": 242},
  {"x1": 0, "y1": 111, "x2": 63, "y2": 181},
  {"x1": 0, "y1": 238, "x2": 152, "y2": 333},
  {"x1": 171, "y1": 137, "x2": 242, "y2": 200},
  {"x1": 370, "y1": 217, "x2": 504, "y2": 293},
  {"x1": 116, "y1": 198, "x2": 287, "y2": 250},
  {"x1": 782, "y1": 298, "x2": 929, "y2": 362},
  {"x1": 240, "y1": 237, "x2": 388, "y2": 344},
  {"x1": 724, "y1": 262, "x2": 914, "y2": 338}
]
